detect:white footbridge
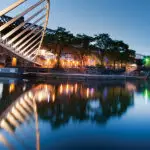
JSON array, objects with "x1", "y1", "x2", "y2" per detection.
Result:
[{"x1": 0, "y1": 0, "x2": 50, "y2": 65}]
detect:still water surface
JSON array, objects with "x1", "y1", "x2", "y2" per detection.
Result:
[{"x1": 0, "y1": 79, "x2": 149, "y2": 150}]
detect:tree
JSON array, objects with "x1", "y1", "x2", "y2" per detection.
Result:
[
  {"x1": 106, "y1": 40, "x2": 120, "y2": 69},
  {"x1": 42, "y1": 27, "x2": 136, "y2": 69},
  {"x1": 107, "y1": 40, "x2": 129, "y2": 69},
  {"x1": 121, "y1": 49, "x2": 135, "y2": 65},
  {"x1": 54, "y1": 27, "x2": 74, "y2": 68},
  {"x1": 73, "y1": 34, "x2": 94, "y2": 66},
  {"x1": 43, "y1": 27, "x2": 74, "y2": 68},
  {"x1": 42, "y1": 32, "x2": 56, "y2": 50},
  {"x1": 94, "y1": 34, "x2": 112, "y2": 66},
  {"x1": 116, "y1": 41, "x2": 131, "y2": 67}
]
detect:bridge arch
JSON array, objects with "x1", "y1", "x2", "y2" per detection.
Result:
[{"x1": 0, "y1": 0, "x2": 50, "y2": 66}]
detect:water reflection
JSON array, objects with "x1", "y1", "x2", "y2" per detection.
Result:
[
  {"x1": 0, "y1": 80, "x2": 149, "y2": 149},
  {"x1": 9, "y1": 83, "x2": 15, "y2": 94},
  {"x1": 36, "y1": 83, "x2": 134, "y2": 128}
]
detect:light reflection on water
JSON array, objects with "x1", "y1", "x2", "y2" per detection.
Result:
[{"x1": 0, "y1": 80, "x2": 149, "y2": 149}]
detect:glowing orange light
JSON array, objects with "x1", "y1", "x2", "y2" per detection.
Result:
[
  {"x1": 75, "y1": 83, "x2": 78, "y2": 93},
  {"x1": 52, "y1": 94, "x2": 55, "y2": 102},
  {"x1": 46, "y1": 59, "x2": 51, "y2": 67},
  {"x1": 38, "y1": 92, "x2": 43, "y2": 102},
  {"x1": 44, "y1": 85, "x2": 48, "y2": 90},
  {"x1": 9, "y1": 83, "x2": 15, "y2": 93},
  {"x1": 93, "y1": 60, "x2": 96, "y2": 66},
  {"x1": 71, "y1": 85, "x2": 74, "y2": 93},
  {"x1": 12, "y1": 57, "x2": 17, "y2": 67},
  {"x1": 62, "y1": 61, "x2": 65, "y2": 66},
  {"x1": 86, "y1": 88, "x2": 89, "y2": 98},
  {"x1": 59, "y1": 84, "x2": 63, "y2": 94},
  {"x1": 66, "y1": 84, "x2": 69, "y2": 94}
]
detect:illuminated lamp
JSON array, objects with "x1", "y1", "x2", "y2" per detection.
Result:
[{"x1": 12, "y1": 57, "x2": 17, "y2": 67}]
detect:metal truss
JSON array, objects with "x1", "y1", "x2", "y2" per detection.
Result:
[{"x1": 0, "y1": 0, "x2": 50, "y2": 65}]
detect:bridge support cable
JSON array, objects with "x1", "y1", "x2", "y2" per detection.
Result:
[
  {"x1": 0, "y1": 0, "x2": 27, "y2": 17},
  {"x1": 25, "y1": 44, "x2": 40, "y2": 57},
  {"x1": 8, "y1": 15, "x2": 46, "y2": 45},
  {"x1": 0, "y1": 0, "x2": 45, "y2": 32},
  {"x1": 19, "y1": 35, "x2": 42, "y2": 54},
  {"x1": 17, "y1": 28, "x2": 44, "y2": 51},
  {"x1": 24, "y1": 42, "x2": 40, "y2": 57},
  {"x1": 2, "y1": 7, "x2": 46, "y2": 40},
  {"x1": 28, "y1": 50, "x2": 38, "y2": 61},
  {"x1": 15, "y1": 24, "x2": 44, "y2": 49},
  {"x1": 26, "y1": 51, "x2": 38, "y2": 61},
  {"x1": 37, "y1": 0, "x2": 50, "y2": 55},
  {"x1": 13, "y1": 19, "x2": 45, "y2": 48},
  {"x1": 28, "y1": 48, "x2": 38, "y2": 57},
  {"x1": 0, "y1": 0, "x2": 50, "y2": 65}
]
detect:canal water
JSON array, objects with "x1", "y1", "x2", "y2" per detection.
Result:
[{"x1": 0, "y1": 78, "x2": 150, "y2": 150}]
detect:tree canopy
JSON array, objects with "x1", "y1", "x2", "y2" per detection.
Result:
[{"x1": 42, "y1": 27, "x2": 136, "y2": 68}]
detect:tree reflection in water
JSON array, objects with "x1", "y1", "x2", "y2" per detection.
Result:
[
  {"x1": 37, "y1": 82, "x2": 134, "y2": 129},
  {"x1": 0, "y1": 80, "x2": 149, "y2": 149}
]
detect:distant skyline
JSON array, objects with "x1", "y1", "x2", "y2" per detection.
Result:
[{"x1": 1, "y1": 0, "x2": 150, "y2": 55}]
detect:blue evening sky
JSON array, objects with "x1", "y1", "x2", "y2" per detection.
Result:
[{"x1": 1, "y1": 0, "x2": 150, "y2": 55}]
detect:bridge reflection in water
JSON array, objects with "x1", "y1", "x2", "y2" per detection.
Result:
[{"x1": 0, "y1": 80, "x2": 149, "y2": 149}]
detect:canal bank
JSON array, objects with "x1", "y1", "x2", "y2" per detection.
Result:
[
  {"x1": 0, "y1": 68, "x2": 148, "y2": 80},
  {"x1": 31, "y1": 72, "x2": 147, "y2": 80}
]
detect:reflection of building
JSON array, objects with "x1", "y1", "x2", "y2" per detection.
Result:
[{"x1": 0, "y1": 81, "x2": 136, "y2": 149}]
